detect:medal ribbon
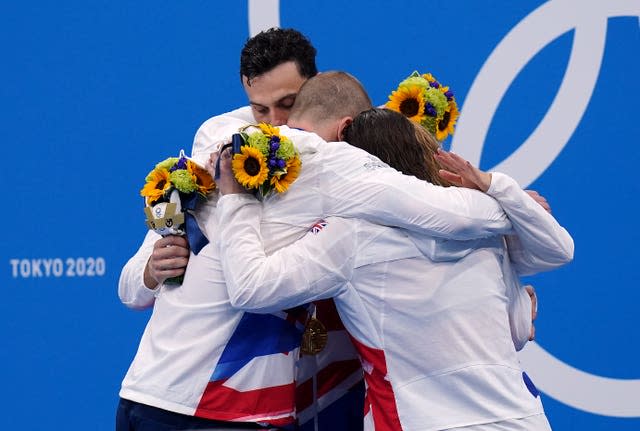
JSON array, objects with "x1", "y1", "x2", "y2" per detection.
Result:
[{"x1": 180, "y1": 192, "x2": 209, "y2": 255}]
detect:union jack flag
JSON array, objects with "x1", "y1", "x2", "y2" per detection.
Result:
[{"x1": 309, "y1": 220, "x2": 328, "y2": 235}]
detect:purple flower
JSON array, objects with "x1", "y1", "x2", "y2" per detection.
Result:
[
  {"x1": 270, "y1": 142, "x2": 280, "y2": 152},
  {"x1": 268, "y1": 158, "x2": 277, "y2": 168},
  {"x1": 429, "y1": 81, "x2": 440, "y2": 89},
  {"x1": 444, "y1": 90, "x2": 454, "y2": 101},
  {"x1": 170, "y1": 156, "x2": 188, "y2": 172},
  {"x1": 277, "y1": 159, "x2": 286, "y2": 168},
  {"x1": 425, "y1": 103, "x2": 437, "y2": 117}
]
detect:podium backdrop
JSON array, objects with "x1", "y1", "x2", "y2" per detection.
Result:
[{"x1": 2, "y1": 1, "x2": 639, "y2": 429}]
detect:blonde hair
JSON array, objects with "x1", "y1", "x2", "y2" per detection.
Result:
[{"x1": 413, "y1": 122, "x2": 452, "y2": 187}]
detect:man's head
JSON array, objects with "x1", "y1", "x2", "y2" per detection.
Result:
[
  {"x1": 287, "y1": 71, "x2": 373, "y2": 142},
  {"x1": 240, "y1": 28, "x2": 318, "y2": 125}
]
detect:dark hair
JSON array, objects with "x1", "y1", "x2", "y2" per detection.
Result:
[
  {"x1": 240, "y1": 28, "x2": 318, "y2": 84},
  {"x1": 344, "y1": 108, "x2": 451, "y2": 186}
]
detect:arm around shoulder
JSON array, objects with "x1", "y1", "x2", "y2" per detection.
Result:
[
  {"x1": 320, "y1": 145, "x2": 512, "y2": 240},
  {"x1": 487, "y1": 172, "x2": 574, "y2": 275},
  {"x1": 216, "y1": 194, "x2": 354, "y2": 313},
  {"x1": 190, "y1": 107, "x2": 253, "y2": 165}
]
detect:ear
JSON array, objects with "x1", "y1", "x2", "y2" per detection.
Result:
[{"x1": 337, "y1": 117, "x2": 353, "y2": 142}]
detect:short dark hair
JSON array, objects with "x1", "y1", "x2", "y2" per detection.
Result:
[
  {"x1": 240, "y1": 28, "x2": 318, "y2": 84},
  {"x1": 344, "y1": 108, "x2": 451, "y2": 186}
]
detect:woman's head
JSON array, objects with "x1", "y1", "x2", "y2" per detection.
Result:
[{"x1": 343, "y1": 108, "x2": 450, "y2": 186}]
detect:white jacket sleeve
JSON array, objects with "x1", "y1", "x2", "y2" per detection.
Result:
[
  {"x1": 487, "y1": 172, "x2": 574, "y2": 276},
  {"x1": 118, "y1": 230, "x2": 161, "y2": 310},
  {"x1": 318, "y1": 143, "x2": 513, "y2": 240},
  {"x1": 119, "y1": 109, "x2": 252, "y2": 308},
  {"x1": 190, "y1": 107, "x2": 254, "y2": 166},
  {"x1": 193, "y1": 123, "x2": 512, "y2": 241},
  {"x1": 500, "y1": 245, "x2": 533, "y2": 351},
  {"x1": 216, "y1": 194, "x2": 355, "y2": 314}
]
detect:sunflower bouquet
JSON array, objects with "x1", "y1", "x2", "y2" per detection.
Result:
[
  {"x1": 140, "y1": 151, "x2": 216, "y2": 283},
  {"x1": 230, "y1": 123, "x2": 301, "y2": 199},
  {"x1": 386, "y1": 71, "x2": 459, "y2": 141}
]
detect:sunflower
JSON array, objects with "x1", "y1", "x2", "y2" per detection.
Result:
[
  {"x1": 386, "y1": 85, "x2": 426, "y2": 123},
  {"x1": 270, "y1": 156, "x2": 301, "y2": 193},
  {"x1": 187, "y1": 160, "x2": 216, "y2": 196},
  {"x1": 258, "y1": 123, "x2": 280, "y2": 137},
  {"x1": 436, "y1": 100, "x2": 459, "y2": 141},
  {"x1": 140, "y1": 168, "x2": 171, "y2": 205},
  {"x1": 232, "y1": 146, "x2": 269, "y2": 189},
  {"x1": 422, "y1": 73, "x2": 436, "y2": 83}
]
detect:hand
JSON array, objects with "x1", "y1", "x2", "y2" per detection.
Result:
[
  {"x1": 205, "y1": 150, "x2": 219, "y2": 178},
  {"x1": 143, "y1": 235, "x2": 190, "y2": 288},
  {"x1": 525, "y1": 190, "x2": 552, "y2": 213},
  {"x1": 434, "y1": 149, "x2": 492, "y2": 192},
  {"x1": 524, "y1": 285, "x2": 538, "y2": 341},
  {"x1": 208, "y1": 148, "x2": 249, "y2": 196}
]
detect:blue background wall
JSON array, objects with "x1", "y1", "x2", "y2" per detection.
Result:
[{"x1": 2, "y1": 1, "x2": 638, "y2": 429}]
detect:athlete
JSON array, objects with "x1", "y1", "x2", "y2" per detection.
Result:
[{"x1": 213, "y1": 108, "x2": 573, "y2": 430}]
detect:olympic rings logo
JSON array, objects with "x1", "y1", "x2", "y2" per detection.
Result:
[{"x1": 247, "y1": 0, "x2": 640, "y2": 417}]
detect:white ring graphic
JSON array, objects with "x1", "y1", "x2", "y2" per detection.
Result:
[
  {"x1": 248, "y1": 0, "x2": 280, "y2": 37},
  {"x1": 452, "y1": 0, "x2": 640, "y2": 187},
  {"x1": 250, "y1": 0, "x2": 640, "y2": 417},
  {"x1": 450, "y1": 0, "x2": 640, "y2": 417},
  {"x1": 520, "y1": 342, "x2": 640, "y2": 417}
]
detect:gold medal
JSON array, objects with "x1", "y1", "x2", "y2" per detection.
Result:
[{"x1": 301, "y1": 317, "x2": 328, "y2": 355}]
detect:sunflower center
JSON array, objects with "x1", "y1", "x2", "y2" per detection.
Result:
[
  {"x1": 399, "y1": 98, "x2": 420, "y2": 117},
  {"x1": 438, "y1": 111, "x2": 451, "y2": 131},
  {"x1": 156, "y1": 179, "x2": 167, "y2": 190},
  {"x1": 244, "y1": 157, "x2": 262, "y2": 176}
]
